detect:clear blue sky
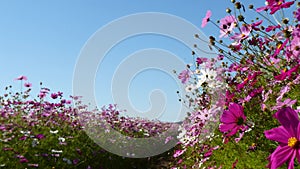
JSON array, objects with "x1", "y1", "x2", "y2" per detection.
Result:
[{"x1": 0, "y1": 1, "x2": 265, "y2": 122}]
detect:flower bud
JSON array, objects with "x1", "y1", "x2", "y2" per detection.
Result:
[
  {"x1": 235, "y1": 2, "x2": 242, "y2": 9},
  {"x1": 226, "y1": 8, "x2": 232, "y2": 13},
  {"x1": 282, "y1": 18, "x2": 289, "y2": 24},
  {"x1": 238, "y1": 15, "x2": 245, "y2": 21}
]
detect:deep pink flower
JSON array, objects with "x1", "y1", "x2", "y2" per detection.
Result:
[
  {"x1": 35, "y1": 134, "x2": 45, "y2": 140},
  {"x1": 201, "y1": 10, "x2": 212, "y2": 28},
  {"x1": 20, "y1": 158, "x2": 29, "y2": 163},
  {"x1": 38, "y1": 92, "x2": 46, "y2": 99},
  {"x1": 24, "y1": 82, "x2": 32, "y2": 88},
  {"x1": 196, "y1": 57, "x2": 208, "y2": 65},
  {"x1": 51, "y1": 93, "x2": 58, "y2": 99},
  {"x1": 219, "y1": 103, "x2": 247, "y2": 136},
  {"x1": 275, "y1": 64, "x2": 299, "y2": 81},
  {"x1": 219, "y1": 15, "x2": 237, "y2": 38},
  {"x1": 15, "y1": 75, "x2": 27, "y2": 81},
  {"x1": 265, "y1": 25, "x2": 281, "y2": 32},
  {"x1": 19, "y1": 136, "x2": 27, "y2": 141},
  {"x1": 264, "y1": 107, "x2": 300, "y2": 169},
  {"x1": 257, "y1": 0, "x2": 294, "y2": 14},
  {"x1": 178, "y1": 69, "x2": 190, "y2": 84}
]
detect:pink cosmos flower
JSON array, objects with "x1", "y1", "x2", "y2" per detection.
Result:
[
  {"x1": 20, "y1": 158, "x2": 29, "y2": 163},
  {"x1": 35, "y1": 134, "x2": 45, "y2": 140},
  {"x1": 271, "y1": 98, "x2": 297, "y2": 111},
  {"x1": 219, "y1": 15, "x2": 237, "y2": 38},
  {"x1": 264, "y1": 107, "x2": 300, "y2": 169},
  {"x1": 178, "y1": 69, "x2": 190, "y2": 84},
  {"x1": 15, "y1": 75, "x2": 27, "y2": 81},
  {"x1": 196, "y1": 57, "x2": 208, "y2": 65},
  {"x1": 51, "y1": 93, "x2": 58, "y2": 99},
  {"x1": 173, "y1": 149, "x2": 186, "y2": 158},
  {"x1": 289, "y1": 29, "x2": 300, "y2": 59},
  {"x1": 219, "y1": 103, "x2": 247, "y2": 136},
  {"x1": 231, "y1": 25, "x2": 251, "y2": 42},
  {"x1": 201, "y1": 10, "x2": 212, "y2": 28},
  {"x1": 24, "y1": 82, "x2": 32, "y2": 88}
]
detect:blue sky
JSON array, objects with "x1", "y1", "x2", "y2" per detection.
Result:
[{"x1": 0, "y1": 1, "x2": 266, "y2": 122}]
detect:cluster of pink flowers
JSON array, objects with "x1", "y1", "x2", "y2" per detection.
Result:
[{"x1": 1, "y1": 76, "x2": 178, "y2": 168}]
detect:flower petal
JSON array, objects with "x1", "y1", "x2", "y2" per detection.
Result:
[
  {"x1": 287, "y1": 151, "x2": 296, "y2": 169},
  {"x1": 229, "y1": 103, "x2": 245, "y2": 119},
  {"x1": 264, "y1": 126, "x2": 291, "y2": 144},
  {"x1": 274, "y1": 107, "x2": 300, "y2": 136},
  {"x1": 220, "y1": 110, "x2": 236, "y2": 123},
  {"x1": 268, "y1": 145, "x2": 294, "y2": 169},
  {"x1": 226, "y1": 125, "x2": 239, "y2": 136},
  {"x1": 219, "y1": 123, "x2": 237, "y2": 132}
]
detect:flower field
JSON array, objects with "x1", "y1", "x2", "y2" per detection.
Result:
[{"x1": 2, "y1": 0, "x2": 300, "y2": 168}]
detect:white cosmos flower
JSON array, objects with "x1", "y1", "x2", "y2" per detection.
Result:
[
  {"x1": 185, "y1": 84, "x2": 198, "y2": 92},
  {"x1": 50, "y1": 130, "x2": 58, "y2": 134},
  {"x1": 196, "y1": 69, "x2": 217, "y2": 86},
  {"x1": 51, "y1": 149, "x2": 63, "y2": 153},
  {"x1": 196, "y1": 69, "x2": 223, "y2": 90},
  {"x1": 58, "y1": 137, "x2": 66, "y2": 142}
]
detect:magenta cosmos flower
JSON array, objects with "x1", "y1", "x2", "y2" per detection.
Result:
[
  {"x1": 219, "y1": 103, "x2": 247, "y2": 136},
  {"x1": 178, "y1": 69, "x2": 190, "y2": 84},
  {"x1": 201, "y1": 10, "x2": 211, "y2": 28},
  {"x1": 264, "y1": 107, "x2": 300, "y2": 169},
  {"x1": 256, "y1": 0, "x2": 294, "y2": 14}
]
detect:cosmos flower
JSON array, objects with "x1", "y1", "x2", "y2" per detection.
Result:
[
  {"x1": 178, "y1": 69, "x2": 190, "y2": 84},
  {"x1": 231, "y1": 25, "x2": 251, "y2": 42},
  {"x1": 35, "y1": 134, "x2": 45, "y2": 140},
  {"x1": 15, "y1": 75, "x2": 27, "y2": 81},
  {"x1": 219, "y1": 15, "x2": 237, "y2": 38},
  {"x1": 274, "y1": 64, "x2": 299, "y2": 81},
  {"x1": 294, "y1": 8, "x2": 300, "y2": 21},
  {"x1": 264, "y1": 107, "x2": 300, "y2": 169},
  {"x1": 201, "y1": 10, "x2": 212, "y2": 28},
  {"x1": 219, "y1": 103, "x2": 247, "y2": 136},
  {"x1": 24, "y1": 82, "x2": 32, "y2": 88},
  {"x1": 256, "y1": 0, "x2": 294, "y2": 14}
]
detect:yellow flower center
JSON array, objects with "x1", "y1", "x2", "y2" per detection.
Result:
[
  {"x1": 288, "y1": 137, "x2": 298, "y2": 148},
  {"x1": 283, "y1": 68, "x2": 287, "y2": 72},
  {"x1": 277, "y1": 43, "x2": 282, "y2": 49}
]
